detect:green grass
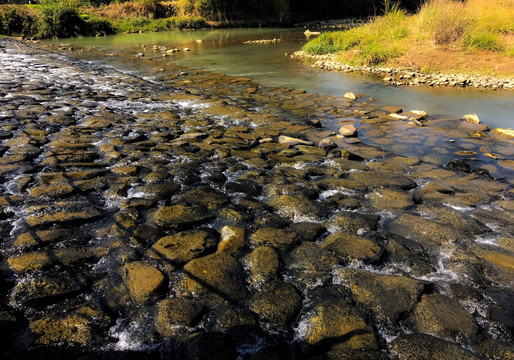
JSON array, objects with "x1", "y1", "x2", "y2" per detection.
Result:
[
  {"x1": 303, "y1": 8, "x2": 408, "y2": 65},
  {"x1": 464, "y1": 32, "x2": 504, "y2": 51},
  {"x1": 303, "y1": 0, "x2": 514, "y2": 67}
]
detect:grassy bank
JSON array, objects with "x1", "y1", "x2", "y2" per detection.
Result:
[
  {"x1": 0, "y1": 0, "x2": 208, "y2": 39},
  {"x1": 303, "y1": 0, "x2": 514, "y2": 76}
]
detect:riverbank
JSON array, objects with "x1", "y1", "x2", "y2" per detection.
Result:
[
  {"x1": 1, "y1": 37, "x2": 513, "y2": 359},
  {"x1": 301, "y1": 0, "x2": 514, "y2": 86},
  {"x1": 292, "y1": 50, "x2": 514, "y2": 90}
]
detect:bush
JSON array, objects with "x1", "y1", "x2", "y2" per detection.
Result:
[
  {"x1": 464, "y1": 32, "x2": 504, "y2": 51},
  {"x1": 38, "y1": 0, "x2": 88, "y2": 38},
  {"x1": 0, "y1": 5, "x2": 39, "y2": 37}
]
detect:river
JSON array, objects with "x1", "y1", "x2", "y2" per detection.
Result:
[
  {"x1": 54, "y1": 28, "x2": 514, "y2": 130},
  {"x1": 0, "y1": 30, "x2": 512, "y2": 359}
]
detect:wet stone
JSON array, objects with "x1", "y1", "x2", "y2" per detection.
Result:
[
  {"x1": 335, "y1": 268, "x2": 426, "y2": 324},
  {"x1": 320, "y1": 232, "x2": 382, "y2": 264},
  {"x1": 417, "y1": 204, "x2": 490, "y2": 235},
  {"x1": 348, "y1": 170, "x2": 417, "y2": 190},
  {"x1": 297, "y1": 298, "x2": 378, "y2": 357},
  {"x1": 385, "y1": 213, "x2": 467, "y2": 246},
  {"x1": 368, "y1": 188, "x2": 414, "y2": 211},
  {"x1": 288, "y1": 221, "x2": 326, "y2": 242},
  {"x1": 224, "y1": 180, "x2": 262, "y2": 196},
  {"x1": 132, "y1": 181, "x2": 180, "y2": 201},
  {"x1": 249, "y1": 280, "x2": 303, "y2": 328},
  {"x1": 179, "y1": 186, "x2": 230, "y2": 211},
  {"x1": 29, "y1": 304, "x2": 110, "y2": 346},
  {"x1": 330, "y1": 211, "x2": 380, "y2": 234},
  {"x1": 384, "y1": 235, "x2": 437, "y2": 277},
  {"x1": 284, "y1": 242, "x2": 338, "y2": 287},
  {"x1": 150, "y1": 229, "x2": 218, "y2": 267},
  {"x1": 268, "y1": 194, "x2": 328, "y2": 220},
  {"x1": 155, "y1": 298, "x2": 205, "y2": 336},
  {"x1": 25, "y1": 207, "x2": 103, "y2": 227},
  {"x1": 148, "y1": 204, "x2": 212, "y2": 230},
  {"x1": 408, "y1": 293, "x2": 478, "y2": 342},
  {"x1": 177, "y1": 252, "x2": 248, "y2": 304},
  {"x1": 478, "y1": 339, "x2": 514, "y2": 360},
  {"x1": 246, "y1": 246, "x2": 280, "y2": 284},
  {"x1": 13, "y1": 229, "x2": 70, "y2": 248},
  {"x1": 249, "y1": 227, "x2": 297, "y2": 251},
  {"x1": 217, "y1": 225, "x2": 245, "y2": 255},
  {"x1": 11, "y1": 274, "x2": 87, "y2": 307},
  {"x1": 121, "y1": 261, "x2": 166, "y2": 304},
  {"x1": 390, "y1": 333, "x2": 480, "y2": 360}
]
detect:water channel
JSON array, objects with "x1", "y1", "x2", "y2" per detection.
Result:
[
  {"x1": 55, "y1": 28, "x2": 513, "y2": 130},
  {"x1": 0, "y1": 28, "x2": 512, "y2": 359}
]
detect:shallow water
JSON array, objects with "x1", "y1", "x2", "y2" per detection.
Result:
[
  {"x1": 54, "y1": 28, "x2": 513, "y2": 130},
  {"x1": 1, "y1": 34, "x2": 512, "y2": 359}
]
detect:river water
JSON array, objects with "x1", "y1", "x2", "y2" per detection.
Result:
[
  {"x1": 55, "y1": 28, "x2": 513, "y2": 130},
  {"x1": 0, "y1": 30, "x2": 512, "y2": 359}
]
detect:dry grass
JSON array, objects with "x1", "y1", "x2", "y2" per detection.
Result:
[
  {"x1": 304, "y1": 0, "x2": 514, "y2": 76},
  {"x1": 86, "y1": 0, "x2": 165, "y2": 20}
]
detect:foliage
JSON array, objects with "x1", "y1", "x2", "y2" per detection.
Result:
[
  {"x1": 112, "y1": 15, "x2": 206, "y2": 32},
  {"x1": 304, "y1": 0, "x2": 514, "y2": 67},
  {"x1": 38, "y1": 0, "x2": 87, "y2": 38},
  {"x1": 463, "y1": 32, "x2": 504, "y2": 51},
  {"x1": 0, "y1": 5, "x2": 39, "y2": 36},
  {"x1": 303, "y1": 8, "x2": 408, "y2": 64}
]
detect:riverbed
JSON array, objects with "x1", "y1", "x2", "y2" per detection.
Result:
[{"x1": 0, "y1": 34, "x2": 513, "y2": 360}]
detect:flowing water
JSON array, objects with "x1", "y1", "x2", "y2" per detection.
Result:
[
  {"x1": 0, "y1": 30, "x2": 513, "y2": 359},
  {"x1": 55, "y1": 28, "x2": 514, "y2": 129}
]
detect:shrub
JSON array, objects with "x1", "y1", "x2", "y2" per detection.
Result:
[
  {"x1": 0, "y1": 5, "x2": 39, "y2": 37},
  {"x1": 38, "y1": 0, "x2": 87, "y2": 38},
  {"x1": 464, "y1": 32, "x2": 504, "y2": 51}
]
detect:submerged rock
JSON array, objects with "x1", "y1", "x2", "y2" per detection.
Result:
[
  {"x1": 390, "y1": 333, "x2": 480, "y2": 360},
  {"x1": 297, "y1": 298, "x2": 378, "y2": 358},
  {"x1": 408, "y1": 293, "x2": 479, "y2": 342},
  {"x1": 249, "y1": 280, "x2": 303, "y2": 328},
  {"x1": 335, "y1": 268, "x2": 426, "y2": 324},
  {"x1": 121, "y1": 261, "x2": 166, "y2": 303},
  {"x1": 155, "y1": 298, "x2": 205, "y2": 336},
  {"x1": 148, "y1": 204, "x2": 212, "y2": 230},
  {"x1": 178, "y1": 253, "x2": 248, "y2": 304},
  {"x1": 150, "y1": 229, "x2": 218, "y2": 267}
]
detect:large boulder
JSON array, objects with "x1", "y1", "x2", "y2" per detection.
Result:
[
  {"x1": 122, "y1": 261, "x2": 166, "y2": 304},
  {"x1": 147, "y1": 205, "x2": 212, "y2": 230},
  {"x1": 335, "y1": 268, "x2": 426, "y2": 324},
  {"x1": 320, "y1": 232, "x2": 382, "y2": 264},
  {"x1": 177, "y1": 253, "x2": 248, "y2": 304},
  {"x1": 297, "y1": 298, "x2": 378, "y2": 358},
  {"x1": 150, "y1": 229, "x2": 218, "y2": 267},
  {"x1": 390, "y1": 333, "x2": 480, "y2": 360},
  {"x1": 408, "y1": 293, "x2": 479, "y2": 342},
  {"x1": 249, "y1": 281, "x2": 303, "y2": 328}
]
